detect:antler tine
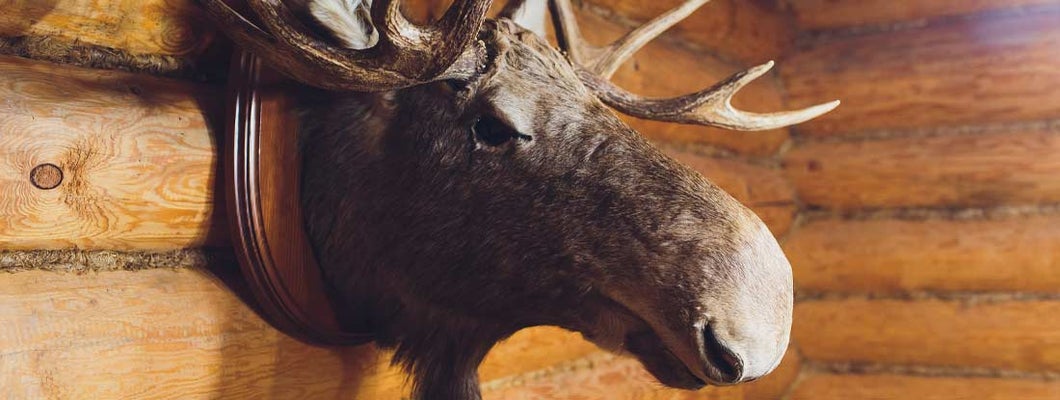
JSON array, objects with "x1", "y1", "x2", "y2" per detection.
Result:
[
  {"x1": 202, "y1": 0, "x2": 492, "y2": 92},
  {"x1": 546, "y1": 0, "x2": 838, "y2": 130},
  {"x1": 548, "y1": 0, "x2": 595, "y2": 67},
  {"x1": 578, "y1": 61, "x2": 841, "y2": 131},
  {"x1": 427, "y1": 0, "x2": 495, "y2": 75},
  {"x1": 375, "y1": 0, "x2": 431, "y2": 48},
  {"x1": 550, "y1": 0, "x2": 709, "y2": 79},
  {"x1": 592, "y1": 0, "x2": 709, "y2": 78}
]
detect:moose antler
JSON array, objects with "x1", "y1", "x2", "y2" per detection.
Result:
[
  {"x1": 200, "y1": 0, "x2": 492, "y2": 91},
  {"x1": 548, "y1": 0, "x2": 839, "y2": 131}
]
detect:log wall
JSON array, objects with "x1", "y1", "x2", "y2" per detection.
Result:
[
  {"x1": 778, "y1": 1, "x2": 1060, "y2": 397},
  {"x1": 9, "y1": 0, "x2": 1056, "y2": 398}
]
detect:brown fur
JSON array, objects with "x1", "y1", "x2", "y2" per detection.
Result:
[{"x1": 299, "y1": 19, "x2": 792, "y2": 400}]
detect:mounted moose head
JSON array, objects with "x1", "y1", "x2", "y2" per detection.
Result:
[{"x1": 202, "y1": 0, "x2": 838, "y2": 398}]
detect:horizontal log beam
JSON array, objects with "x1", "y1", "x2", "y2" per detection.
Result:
[
  {"x1": 0, "y1": 55, "x2": 225, "y2": 250},
  {"x1": 482, "y1": 352, "x2": 741, "y2": 400},
  {"x1": 0, "y1": 266, "x2": 613, "y2": 398},
  {"x1": 785, "y1": 215, "x2": 1060, "y2": 294},
  {"x1": 794, "y1": 298, "x2": 1060, "y2": 372},
  {"x1": 0, "y1": 267, "x2": 406, "y2": 398},
  {"x1": 791, "y1": 373, "x2": 1060, "y2": 400},
  {"x1": 485, "y1": 347, "x2": 799, "y2": 400},
  {"x1": 0, "y1": 56, "x2": 792, "y2": 250},
  {"x1": 788, "y1": 0, "x2": 1060, "y2": 31},
  {"x1": 782, "y1": 12, "x2": 1060, "y2": 137},
  {"x1": 583, "y1": 0, "x2": 792, "y2": 65},
  {"x1": 0, "y1": 0, "x2": 218, "y2": 76},
  {"x1": 0, "y1": 265, "x2": 805, "y2": 399},
  {"x1": 783, "y1": 129, "x2": 1060, "y2": 209}
]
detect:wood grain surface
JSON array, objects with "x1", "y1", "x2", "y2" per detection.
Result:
[
  {"x1": 0, "y1": 267, "x2": 598, "y2": 398},
  {"x1": 0, "y1": 266, "x2": 790, "y2": 399},
  {"x1": 783, "y1": 11, "x2": 1060, "y2": 137},
  {"x1": 785, "y1": 215, "x2": 1060, "y2": 294},
  {"x1": 783, "y1": 129, "x2": 1060, "y2": 209},
  {"x1": 0, "y1": 267, "x2": 408, "y2": 399},
  {"x1": 0, "y1": 0, "x2": 215, "y2": 57},
  {"x1": 584, "y1": 0, "x2": 791, "y2": 65},
  {"x1": 0, "y1": 55, "x2": 225, "y2": 250},
  {"x1": 794, "y1": 298, "x2": 1060, "y2": 372},
  {"x1": 788, "y1": 0, "x2": 1060, "y2": 30},
  {"x1": 790, "y1": 373, "x2": 1060, "y2": 400},
  {"x1": 482, "y1": 352, "x2": 744, "y2": 400}
]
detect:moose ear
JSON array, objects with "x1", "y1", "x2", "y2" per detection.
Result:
[
  {"x1": 309, "y1": 0, "x2": 379, "y2": 49},
  {"x1": 502, "y1": 0, "x2": 548, "y2": 38}
]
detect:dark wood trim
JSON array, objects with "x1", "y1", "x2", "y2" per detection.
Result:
[{"x1": 224, "y1": 50, "x2": 371, "y2": 346}]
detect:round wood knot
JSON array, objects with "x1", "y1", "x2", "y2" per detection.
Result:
[{"x1": 30, "y1": 163, "x2": 63, "y2": 190}]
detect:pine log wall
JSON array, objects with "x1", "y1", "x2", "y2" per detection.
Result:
[
  {"x1": 2, "y1": 0, "x2": 1059, "y2": 398},
  {"x1": 778, "y1": 0, "x2": 1060, "y2": 398}
]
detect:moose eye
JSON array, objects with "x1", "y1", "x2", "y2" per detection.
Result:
[
  {"x1": 472, "y1": 115, "x2": 529, "y2": 146},
  {"x1": 443, "y1": 79, "x2": 468, "y2": 92}
]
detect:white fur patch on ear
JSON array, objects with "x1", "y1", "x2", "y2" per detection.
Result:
[
  {"x1": 309, "y1": 0, "x2": 379, "y2": 49},
  {"x1": 509, "y1": 0, "x2": 548, "y2": 38}
]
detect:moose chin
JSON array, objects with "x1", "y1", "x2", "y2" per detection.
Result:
[{"x1": 201, "y1": 0, "x2": 838, "y2": 398}]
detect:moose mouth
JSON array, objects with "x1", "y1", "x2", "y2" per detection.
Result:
[{"x1": 624, "y1": 325, "x2": 744, "y2": 389}]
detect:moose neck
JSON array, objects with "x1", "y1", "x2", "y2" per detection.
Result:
[{"x1": 299, "y1": 88, "x2": 512, "y2": 399}]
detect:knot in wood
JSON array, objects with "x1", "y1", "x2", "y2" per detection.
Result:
[{"x1": 30, "y1": 163, "x2": 63, "y2": 190}]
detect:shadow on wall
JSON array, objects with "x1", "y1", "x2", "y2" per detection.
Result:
[{"x1": 204, "y1": 263, "x2": 408, "y2": 399}]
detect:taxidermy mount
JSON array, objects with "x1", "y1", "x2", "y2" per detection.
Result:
[{"x1": 201, "y1": 0, "x2": 839, "y2": 398}]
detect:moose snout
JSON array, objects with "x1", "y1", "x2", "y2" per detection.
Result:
[
  {"x1": 697, "y1": 320, "x2": 787, "y2": 384},
  {"x1": 693, "y1": 216, "x2": 794, "y2": 385},
  {"x1": 701, "y1": 325, "x2": 744, "y2": 384}
]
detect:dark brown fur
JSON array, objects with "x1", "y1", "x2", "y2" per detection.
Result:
[{"x1": 300, "y1": 20, "x2": 791, "y2": 400}]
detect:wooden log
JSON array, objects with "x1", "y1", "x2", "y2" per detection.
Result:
[
  {"x1": 578, "y1": 11, "x2": 791, "y2": 156},
  {"x1": 788, "y1": 0, "x2": 1060, "y2": 31},
  {"x1": 0, "y1": 267, "x2": 404, "y2": 399},
  {"x1": 0, "y1": 0, "x2": 214, "y2": 57},
  {"x1": 783, "y1": 12, "x2": 1060, "y2": 137},
  {"x1": 481, "y1": 328, "x2": 600, "y2": 384},
  {"x1": 783, "y1": 129, "x2": 1060, "y2": 209},
  {"x1": 0, "y1": 0, "x2": 218, "y2": 75},
  {"x1": 794, "y1": 298, "x2": 1060, "y2": 372},
  {"x1": 0, "y1": 266, "x2": 615, "y2": 398},
  {"x1": 583, "y1": 0, "x2": 792, "y2": 65},
  {"x1": 481, "y1": 352, "x2": 744, "y2": 400},
  {"x1": 484, "y1": 347, "x2": 798, "y2": 400},
  {"x1": 0, "y1": 56, "x2": 224, "y2": 250},
  {"x1": 0, "y1": 265, "x2": 795, "y2": 399},
  {"x1": 791, "y1": 373, "x2": 1060, "y2": 400},
  {"x1": 785, "y1": 215, "x2": 1060, "y2": 294}
]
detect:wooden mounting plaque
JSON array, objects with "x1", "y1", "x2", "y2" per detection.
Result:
[{"x1": 224, "y1": 50, "x2": 372, "y2": 346}]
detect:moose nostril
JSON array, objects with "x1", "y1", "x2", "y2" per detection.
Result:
[{"x1": 703, "y1": 325, "x2": 744, "y2": 383}]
